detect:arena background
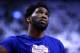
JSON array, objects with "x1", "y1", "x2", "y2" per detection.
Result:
[{"x1": 0, "y1": 0, "x2": 80, "y2": 53}]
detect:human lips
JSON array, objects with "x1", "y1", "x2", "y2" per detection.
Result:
[{"x1": 40, "y1": 20, "x2": 47, "y2": 24}]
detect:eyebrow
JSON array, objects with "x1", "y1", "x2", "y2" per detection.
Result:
[{"x1": 37, "y1": 9, "x2": 48, "y2": 14}]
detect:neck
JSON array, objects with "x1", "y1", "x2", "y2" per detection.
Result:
[{"x1": 28, "y1": 24, "x2": 44, "y2": 39}]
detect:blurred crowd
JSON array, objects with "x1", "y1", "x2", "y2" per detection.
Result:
[{"x1": 0, "y1": 0, "x2": 80, "y2": 53}]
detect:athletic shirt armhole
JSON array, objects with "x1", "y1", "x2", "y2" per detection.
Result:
[
  {"x1": 46, "y1": 36, "x2": 65, "y2": 53},
  {"x1": 56, "y1": 39, "x2": 65, "y2": 53},
  {"x1": 0, "y1": 36, "x2": 16, "y2": 53}
]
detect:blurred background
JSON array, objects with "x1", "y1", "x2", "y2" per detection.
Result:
[{"x1": 0, "y1": 0, "x2": 80, "y2": 53}]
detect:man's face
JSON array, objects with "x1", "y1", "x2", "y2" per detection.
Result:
[{"x1": 30, "y1": 7, "x2": 49, "y2": 32}]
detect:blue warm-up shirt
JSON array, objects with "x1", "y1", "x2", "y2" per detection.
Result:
[{"x1": 0, "y1": 35, "x2": 65, "y2": 53}]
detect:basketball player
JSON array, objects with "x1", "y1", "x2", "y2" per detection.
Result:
[{"x1": 0, "y1": 2, "x2": 65, "y2": 53}]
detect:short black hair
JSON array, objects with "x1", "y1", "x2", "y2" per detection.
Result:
[
  {"x1": 25, "y1": 2, "x2": 49, "y2": 18},
  {"x1": 23, "y1": 2, "x2": 49, "y2": 30}
]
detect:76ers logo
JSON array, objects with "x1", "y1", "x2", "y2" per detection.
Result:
[{"x1": 32, "y1": 45, "x2": 49, "y2": 53}]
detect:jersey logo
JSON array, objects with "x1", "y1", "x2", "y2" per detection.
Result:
[{"x1": 32, "y1": 45, "x2": 48, "y2": 53}]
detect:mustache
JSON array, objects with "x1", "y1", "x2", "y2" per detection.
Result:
[{"x1": 40, "y1": 19, "x2": 48, "y2": 23}]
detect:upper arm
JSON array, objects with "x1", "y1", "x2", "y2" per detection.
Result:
[
  {"x1": 0, "y1": 37, "x2": 16, "y2": 53},
  {"x1": 0, "y1": 45, "x2": 8, "y2": 53}
]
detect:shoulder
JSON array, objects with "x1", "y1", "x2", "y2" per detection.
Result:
[
  {"x1": 0, "y1": 35, "x2": 23, "y2": 48},
  {"x1": 45, "y1": 36, "x2": 65, "y2": 53},
  {"x1": 0, "y1": 36, "x2": 17, "y2": 44},
  {"x1": 0, "y1": 35, "x2": 24, "y2": 42},
  {"x1": 45, "y1": 36, "x2": 64, "y2": 48},
  {"x1": 45, "y1": 36, "x2": 62, "y2": 43}
]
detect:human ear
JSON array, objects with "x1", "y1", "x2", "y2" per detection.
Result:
[{"x1": 26, "y1": 17, "x2": 31, "y2": 24}]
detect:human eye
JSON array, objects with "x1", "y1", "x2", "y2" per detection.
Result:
[{"x1": 36, "y1": 9, "x2": 43, "y2": 14}]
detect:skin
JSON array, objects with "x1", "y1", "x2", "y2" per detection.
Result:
[
  {"x1": 27, "y1": 7, "x2": 49, "y2": 38},
  {"x1": 0, "y1": 7, "x2": 49, "y2": 53},
  {"x1": 0, "y1": 46, "x2": 7, "y2": 53}
]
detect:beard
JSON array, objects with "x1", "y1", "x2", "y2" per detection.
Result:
[{"x1": 31, "y1": 16, "x2": 48, "y2": 32}]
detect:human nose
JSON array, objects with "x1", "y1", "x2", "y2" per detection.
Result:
[{"x1": 41, "y1": 14, "x2": 48, "y2": 20}]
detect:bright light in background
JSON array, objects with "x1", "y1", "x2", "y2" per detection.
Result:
[{"x1": 12, "y1": 11, "x2": 22, "y2": 19}]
